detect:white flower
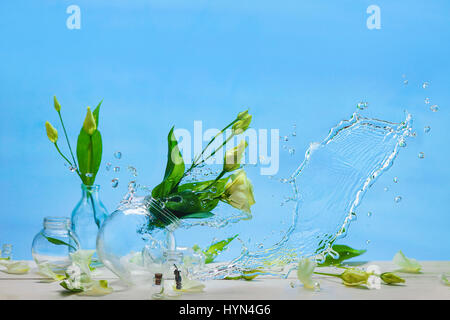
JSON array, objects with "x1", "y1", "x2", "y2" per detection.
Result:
[
  {"x1": 224, "y1": 140, "x2": 247, "y2": 172},
  {"x1": 366, "y1": 265, "x2": 381, "y2": 289},
  {"x1": 69, "y1": 249, "x2": 95, "y2": 276},
  {"x1": 297, "y1": 258, "x2": 316, "y2": 289},
  {"x1": 393, "y1": 250, "x2": 422, "y2": 273},
  {"x1": 66, "y1": 264, "x2": 82, "y2": 281},
  {"x1": 222, "y1": 170, "x2": 255, "y2": 213}
]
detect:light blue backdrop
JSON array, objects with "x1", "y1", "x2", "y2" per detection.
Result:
[{"x1": 0, "y1": 0, "x2": 449, "y2": 260}]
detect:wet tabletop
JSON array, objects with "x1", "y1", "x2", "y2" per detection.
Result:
[{"x1": 0, "y1": 261, "x2": 449, "y2": 300}]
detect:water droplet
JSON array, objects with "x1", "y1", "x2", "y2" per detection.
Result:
[
  {"x1": 105, "y1": 163, "x2": 112, "y2": 171},
  {"x1": 367, "y1": 211, "x2": 372, "y2": 217},
  {"x1": 403, "y1": 80, "x2": 409, "y2": 85},
  {"x1": 283, "y1": 136, "x2": 289, "y2": 142},
  {"x1": 366, "y1": 240, "x2": 371, "y2": 245},
  {"x1": 384, "y1": 187, "x2": 389, "y2": 192},
  {"x1": 85, "y1": 173, "x2": 93, "y2": 178},
  {"x1": 128, "y1": 166, "x2": 138, "y2": 177},
  {"x1": 69, "y1": 166, "x2": 77, "y2": 173},
  {"x1": 113, "y1": 166, "x2": 120, "y2": 172},
  {"x1": 111, "y1": 178, "x2": 119, "y2": 188},
  {"x1": 422, "y1": 82, "x2": 429, "y2": 89},
  {"x1": 394, "y1": 196, "x2": 402, "y2": 203},
  {"x1": 398, "y1": 138, "x2": 407, "y2": 148},
  {"x1": 418, "y1": 152, "x2": 425, "y2": 159},
  {"x1": 357, "y1": 101, "x2": 368, "y2": 110},
  {"x1": 288, "y1": 148, "x2": 295, "y2": 155},
  {"x1": 424, "y1": 97, "x2": 430, "y2": 104},
  {"x1": 114, "y1": 151, "x2": 122, "y2": 159},
  {"x1": 314, "y1": 282, "x2": 321, "y2": 292},
  {"x1": 291, "y1": 131, "x2": 297, "y2": 137},
  {"x1": 424, "y1": 126, "x2": 431, "y2": 133},
  {"x1": 128, "y1": 180, "x2": 136, "y2": 190},
  {"x1": 430, "y1": 104, "x2": 439, "y2": 112},
  {"x1": 258, "y1": 243, "x2": 264, "y2": 249},
  {"x1": 393, "y1": 177, "x2": 398, "y2": 183}
]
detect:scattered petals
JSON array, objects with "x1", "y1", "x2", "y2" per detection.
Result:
[
  {"x1": 0, "y1": 261, "x2": 30, "y2": 274},
  {"x1": 393, "y1": 250, "x2": 422, "y2": 273},
  {"x1": 297, "y1": 258, "x2": 316, "y2": 289},
  {"x1": 173, "y1": 276, "x2": 205, "y2": 293},
  {"x1": 37, "y1": 262, "x2": 66, "y2": 281}
]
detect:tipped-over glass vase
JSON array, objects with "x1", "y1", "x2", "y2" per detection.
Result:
[
  {"x1": 71, "y1": 184, "x2": 108, "y2": 263},
  {"x1": 32, "y1": 217, "x2": 80, "y2": 272},
  {"x1": 96, "y1": 196, "x2": 205, "y2": 285}
]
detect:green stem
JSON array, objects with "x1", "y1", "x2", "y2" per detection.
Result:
[
  {"x1": 54, "y1": 143, "x2": 82, "y2": 180},
  {"x1": 87, "y1": 190, "x2": 100, "y2": 228},
  {"x1": 202, "y1": 170, "x2": 226, "y2": 191},
  {"x1": 314, "y1": 271, "x2": 342, "y2": 278},
  {"x1": 57, "y1": 111, "x2": 78, "y2": 168},
  {"x1": 187, "y1": 119, "x2": 238, "y2": 173}
]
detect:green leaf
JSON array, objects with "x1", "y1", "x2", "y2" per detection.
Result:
[
  {"x1": 164, "y1": 191, "x2": 219, "y2": 217},
  {"x1": 152, "y1": 127, "x2": 185, "y2": 198},
  {"x1": 92, "y1": 100, "x2": 103, "y2": 128},
  {"x1": 182, "y1": 212, "x2": 215, "y2": 219},
  {"x1": 42, "y1": 234, "x2": 77, "y2": 251},
  {"x1": 194, "y1": 234, "x2": 238, "y2": 264},
  {"x1": 317, "y1": 244, "x2": 366, "y2": 267},
  {"x1": 224, "y1": 269, "x2": 260, "y2": 281},
  {"x1": 76, "y1": 129, "x2": 102, "y2": 185},
  {"x1": 59, "y1": 281, "x2": 83, "y2": 293}
]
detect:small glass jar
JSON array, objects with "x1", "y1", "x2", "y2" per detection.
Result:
[
  {"x1": 32, "y1": 217, "x2": 80, "y2": 272},
  {"x1": 1, "y1": 244, "x2": 13, "y2": 259}
]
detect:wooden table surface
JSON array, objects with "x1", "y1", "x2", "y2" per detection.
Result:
[{"x1": 1, "y1": 261, "x2": 449, "y2": 300}]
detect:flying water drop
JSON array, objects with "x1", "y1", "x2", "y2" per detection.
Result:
[
  {"x1": 114, "y1": 151, "x2": 122, "y2": 159},
  {"x1": 394, "y1": 196, "x2": 402, "y2": 203},
  {"x1": 111, "y1": 178, "x2": 119, "y2": 188},
  {"x1": 418, "y1": 152, "x2": 425, "y2": 159},
  {"x1": 113, "y1": 166, "x2": 120, "y2": 172},
  {"x1": 430, "y1": 105, "x2": 439, "y2": 112},
  {"x1": 424, "y1": 126, "x2": 431, "y2": 133}
]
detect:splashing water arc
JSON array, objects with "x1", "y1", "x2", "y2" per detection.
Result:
[{"x1": 194, "y1": 112, "x2": 412, "y2": 279}]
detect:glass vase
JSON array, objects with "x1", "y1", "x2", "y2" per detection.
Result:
[
  {"x1": 96, "y1": 196, "x2": 205, "y2": 285},
  {"x1": 31, "y1": 217, "x2": 80, "y2": 272},
  {"x1": 71, "y1": 184, "x2": 108, "y2": 261}
]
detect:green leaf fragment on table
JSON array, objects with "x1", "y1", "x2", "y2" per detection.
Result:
[
  {"x1": 152, "y1": 127, "x2": 185, "y2": 198},
  {"x1": 194, "y1": 234, "x2": 239, "y2": 264},
  {"x1": 224, "y1": 269, "x2": 260, "y2": 281},
  {"x1": 440, "y1": 274, "x2": 450, "y2": 286},
  {"x1": 380, "y1": 272, "x2": 405, "y2": 284},
  {"x1": 393, "y1": 250, "x2": 422, "y2": 273},
  {"x1": 317, "y1": 244, "x2": 366, "y2": 267}
]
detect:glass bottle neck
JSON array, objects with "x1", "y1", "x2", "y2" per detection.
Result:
[
  {"x1": 81, "y1": 184, "x2": 100, "y2": 199},
  {"x1": 43, "y1": 217, "x2": 71, "y2": 234}
]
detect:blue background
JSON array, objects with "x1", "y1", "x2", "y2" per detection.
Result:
[{"x1": 0, "y1": 0, "x2": 449, "y2": 260}]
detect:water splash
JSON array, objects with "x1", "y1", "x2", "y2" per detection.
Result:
[{"x1": 193, "y1": 112, "x2": 412, "y2": 279}]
